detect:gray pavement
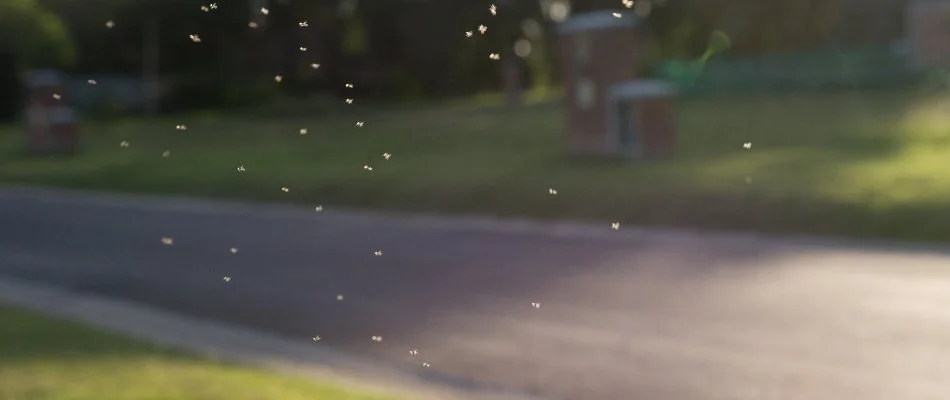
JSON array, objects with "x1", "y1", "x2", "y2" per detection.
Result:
[{"x1": 1, "y1": 187, "x2": 950, "y2": 400}]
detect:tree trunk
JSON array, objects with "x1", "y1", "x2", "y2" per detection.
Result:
[
  {"x1": 498, "y1": 0, "x2": 523, "y2": 107},
  {"x1": 143, "y1": 16, "x2": 159, "y2": 115},
  {"x1": 502, "y1": 57, "x2": 522, "y2": 106}
]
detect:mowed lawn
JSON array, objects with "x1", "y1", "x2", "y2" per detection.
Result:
[
  {"x1": 0, "y1": 304, "x2": 399, "y2": 400},
  {"x1": 2, "y1": 89, "x2": 950, "y2": 241}
]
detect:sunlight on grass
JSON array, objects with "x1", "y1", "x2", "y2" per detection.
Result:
[
  {"x1": 3, "y1": 357, "x2": 395, "y2": 400},
  {"x1": 895, "y1": 93, "x2": 950, "y2": 144},
  {"x1": 0, "y1": 305, "x2": 398, "y2": 400},
  {"x1": 818, "y1": 94, "x2": 950, "y2": 208}
]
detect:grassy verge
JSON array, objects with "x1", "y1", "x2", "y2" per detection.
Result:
[
  {"x1": 0, "y1": 304, "x2": 398, "y2": 400},
  {"x1": 2, "y1": 88, "x2": 950, "y2": 242}
]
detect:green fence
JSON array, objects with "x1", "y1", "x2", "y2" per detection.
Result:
[{"x1": 655, "y1": 42, "x2": 931, "y2": 95}]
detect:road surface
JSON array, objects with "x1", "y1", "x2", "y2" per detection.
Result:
[{"x1": 1, "y1": 188, "x2": 949, "y2": 400}]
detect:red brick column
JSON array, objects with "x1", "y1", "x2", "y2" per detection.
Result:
[
  {"x1": 25, "y1": 70, "x2": 78, "y2": 154},
  {"x1": 908, "y1": 0, "x2": 950, "y2": 69},
  {"x1": 557, "y1": 11, "x2": 642, "y2": 156}
]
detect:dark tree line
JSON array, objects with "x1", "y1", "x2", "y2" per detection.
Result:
[{"x1": 2, "y1": 0, "x2": 911, "y2": 114}]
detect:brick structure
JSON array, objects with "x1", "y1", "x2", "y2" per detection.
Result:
[
  {"x1": 24, "y1": 70, "x2": 79, "y2": 155},
  {"x1": 557, "y1": 11, "x2": 642, "y2": 156},
  {"x1": 908, "y1": 0, "x2": 950, "y2": 69},
  {"x1": 607, "y1": 81, "x2": 677, "y2": 159},
  {"x1": 557, "y1": 11, "x2": 676, "y2": 159}
]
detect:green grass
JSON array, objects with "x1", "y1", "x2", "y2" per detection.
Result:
[
  {"x1": 2, "y1": 88, "x2": 950, "y2": 242},
  {"x1": 0, "y1": 304, "x2": 398, "y2": 400}
]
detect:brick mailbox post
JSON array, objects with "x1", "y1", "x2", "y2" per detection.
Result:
[
  {"x1": 24, "y1": 69, "x2": 79, "y2": 155},
  {"x1": 557, "y1": 11, "x2": 676, "y2": 159},
  {"x1": 908, "y1": 0, "x2": 950, "y2": 69},
  {"x1": 607, "y1": 80, "x2": 677, "y2": 159}
]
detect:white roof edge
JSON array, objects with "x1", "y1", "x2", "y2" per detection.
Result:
[{"x1": 557, "y1": 11, "x2": 639, "y2": 35}]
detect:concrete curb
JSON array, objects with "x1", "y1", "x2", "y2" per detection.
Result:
[
  {"x1": 0, "y1": 276, "x2": 546, "y2": 400},
  {"x1": 0, "y1": 185, "x2": 696, "y2": 241},
  {"x1": 0, "y1": 185, "x2": 808, "y2": 248}
]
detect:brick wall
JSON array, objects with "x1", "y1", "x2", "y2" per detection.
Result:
[
  {"x1": 559, "y1": 25, "x2": 641, "y2": 155},
  {"x1": 632, "y1": 98, "x2": 676, "y2": 159},
  {"x1": 908, "y1": 0, "x2": 950, "y2": 69}
]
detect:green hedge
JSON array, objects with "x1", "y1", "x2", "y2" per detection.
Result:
[{"x1": 656, "y1": 43, "x2": 929, "y2": 95}]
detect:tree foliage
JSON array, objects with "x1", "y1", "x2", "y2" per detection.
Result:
[
  {"x1": 0, "y1": 0, "x2": 75, "y2": 70},
  {"x1": 16, "y1": 0, "x2": 910, "y2": 111}
]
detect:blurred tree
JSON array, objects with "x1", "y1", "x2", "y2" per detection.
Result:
[
  {"x1": 645, "y1": 0, "x2": 903, "y2": 59},
  {"x1": 0, "y1": 52, "x2": 20, "y2": 122},
  {"x1": 36, "y1": 0, "x2": 123, "y2": 73},
  {"x1": 0, "y1": 0, "x2": 75, "y2": 70},
  {"x1": 20, "y1": 0, "x2": 912, "y2": 111},
  {"x1": 0, "y1": 0, "x2": 73, "y2": 122}
]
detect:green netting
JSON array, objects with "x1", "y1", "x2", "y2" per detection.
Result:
[{"x1": 656, "y1": 44, "x2": 929, "y2": 95}]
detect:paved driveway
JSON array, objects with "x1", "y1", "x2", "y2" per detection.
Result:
[{"x1": 1, "y1": 188, "x2": 949, "y2": 399}]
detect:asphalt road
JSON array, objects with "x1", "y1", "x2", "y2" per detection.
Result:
[{"x1": 1, "y1": 188, "x2": 949, "y2": 400}]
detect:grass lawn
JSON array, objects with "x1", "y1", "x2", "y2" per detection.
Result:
[
  {"x1": 0, "y1": 304, "x2": 398, "y2": 400},
  {"x1": 2, "y1": 88, "x2": 950, "y2": 242}
]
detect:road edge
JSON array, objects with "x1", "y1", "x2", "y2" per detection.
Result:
[{"x1": 6, "y1": 184, "x2": 950, "y2": 255}]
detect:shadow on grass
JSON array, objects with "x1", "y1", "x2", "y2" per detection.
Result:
[
  {"x1": 0, "y1": 305, "x2": 178, "y2": 363},
  {"x1": 0, "y1": 304, "x2": 403, "y2": 400}
]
